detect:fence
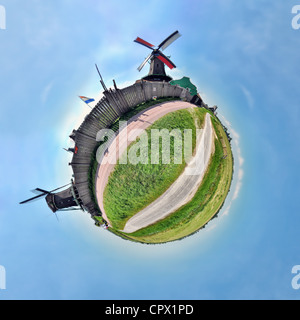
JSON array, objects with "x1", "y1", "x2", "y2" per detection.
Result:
[{"x1": 69, "y1": 80, "x2": 196, "y2": 218}]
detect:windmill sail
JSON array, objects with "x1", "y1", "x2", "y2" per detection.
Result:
[
  {"x1": 19, "y1": 192, "x2": 47, "y2": 204},
  {"x1": 158, "y1": 30, "x2": 181, "y2": 51},
  {"x1": 137, "y1": 52, "x2": 153, "y2": 71},
  {"x1": 156, "y1": 51, "x2": 176, "y2": 69},
  {"x1": 134, "y1": 31, "x2": 181, "y2": 73},
  {"x1": 20, "y1": 183, "x2": 71, "y2": 205},
  {"x1": 134, "y1": 37, "x2": 155, "y2": 50}
]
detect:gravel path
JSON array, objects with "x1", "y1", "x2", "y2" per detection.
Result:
[{"x1": 122, "y1": 113, "x2": 214, "y2": 233}]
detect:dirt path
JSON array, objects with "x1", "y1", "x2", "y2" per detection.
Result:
[{"x1": 122, "y1": 113, "x2": 214, "y2": 233}]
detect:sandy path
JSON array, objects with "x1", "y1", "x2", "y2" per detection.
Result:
[
  {"x1": 122, "y1": 113, "x2": 214, "y2": 233},
  {"x1": 95, "y1": 101, "x2": 196, "y2": 226}
]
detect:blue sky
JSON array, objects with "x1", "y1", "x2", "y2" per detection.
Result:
[{"x1": 0, "y1": 0, "x2": 300, "y2": 300}]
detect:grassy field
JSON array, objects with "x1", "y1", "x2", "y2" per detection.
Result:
[
  {"x1": 87, "y1": 97, "x2": 181, "y2": 222},
  {"x1": 87, "y1": 98, "x2": 233, "y2": 242},
  {"x1": 111, "y1": 111, "x2": 233, "y2": 243},
  {"x1": 103, "y1": 108, "x2": 207, "y2": 230}
]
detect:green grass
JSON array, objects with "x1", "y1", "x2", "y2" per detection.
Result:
[
  {"x1": 87, "y1": 97, "x2": 181, "y2": 217},
  {"x1": 87, "y1": 98, "x2": 233, "y2": 244},
  {"x1": 114, "y1": 113, "x2": 233, "y2": 243},
  {"x1": 103, "y1": 108, "x2": 206, "y2": 230}
]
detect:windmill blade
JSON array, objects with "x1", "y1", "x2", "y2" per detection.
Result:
[
  {"x1": 58, "y1": 208, "x2": 82, "y2": 212},
  {"x1": 35, "y1": 188, "x2": 50, "y2": 194},
  {"x1": 54, "y1": 212, "x2": 59, "y2": 222},
  {"x1": 19, "y1": 192, "x2": 47, "y2": 204},
  {"x1": 49, "y1": 183, "x2": 71, "y2": 194},
  {"x1": 134, "y1": 37, "x2": 155, "y2": 50},
  {"x1": 137, "y1": 52, "x2": 153, "y2": 72},
  {"x1": 20, "y1": 183, "x2": 71, "y2": 205},
  {"x1": 158, "y1": 30, "x2": 181, "y2": 51},
  {"x1": 35, "y1": 183, "x2": 71, "y2": 195},
  {"x1": 31, "y1": 188, "x2": 44, "y2": 195},
  {"x1": 156, "y1": 51, "x2": 176, "y2": 69}
]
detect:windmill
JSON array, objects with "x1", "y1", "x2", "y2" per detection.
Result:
[
  {"x1": 20, "y1": 183, "x2": 82, "y2": 216},
  {"x1": 134, "y1": 30, "x2": 181, "y2": 82}
]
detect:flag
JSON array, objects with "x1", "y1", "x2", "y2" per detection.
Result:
[{"x1": 79, "y1": 96, "x2": 95, "y2": 104}]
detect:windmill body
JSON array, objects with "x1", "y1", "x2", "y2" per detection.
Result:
[
  {"x1": 20, "y1": 182, "x2": 83, "y2": 214},
  {"x1": 45, "y1": 186, "x2": 79, "y2": 213},
  {"x1": 144, "y1": 55, "x2": 172, "y2": 82}
]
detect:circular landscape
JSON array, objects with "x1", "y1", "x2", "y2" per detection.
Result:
[
  {"x1": 92, "y1": 99, "x2": 233, "y2": 244},
  {"x1": 21, "y1": 31, "x2": 234, "y2": 245}
]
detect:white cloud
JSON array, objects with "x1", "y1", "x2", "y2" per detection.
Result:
[
  {"x1": 240, "y1": 85, "x2": 254, "y2": 110},
  {"x1": 41, "y1": 81, "x2": 54, "y2": 104},
  {"x1": 218, "y1": 115, "x2": 244, "y2": 217},
  {"x1": 206, "y1": 224, "x2": 217, "y2": 232},
  {"x1": 233, "y1": 169, "x2": 244, "y2": 201},
  {"x1": 222, "y1": 204, "x2": 231, "y2": 217}
]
